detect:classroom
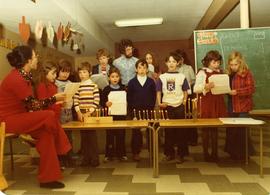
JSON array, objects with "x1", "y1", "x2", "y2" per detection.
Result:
[{"x1": 0, "y1": 0, "x2": 270, "y2": 194}]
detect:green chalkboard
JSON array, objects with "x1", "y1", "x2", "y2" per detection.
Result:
[{"x1": 194, "y1": 27, "x2": 270, "y2": 109}]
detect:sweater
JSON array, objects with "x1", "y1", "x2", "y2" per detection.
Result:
[
  {"x1": 73, "y1": 78, "x2": 100, "y2": 112},
  {"x1": 127, "y1": 76, "x2": 156, "y2": 110}
]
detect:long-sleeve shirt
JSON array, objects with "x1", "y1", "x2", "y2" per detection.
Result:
[
  {"x1": 231, "y1": 70, "x2": 255, "y2": 113},
  {"x1": 101, "y1": 84, "x2": 126, "y2": 120},
  {"x1": 73, "y1": 79, "x2": 100, "y2": 112},
  {"x1": 193, "y1": 67, "x2": 227, "y2": 118},
  {"x1": 0, "y1": 69, "x2": 56, "y2": 120},
  {"x1": 113, "y1": 55, "x2": 138, "y2": 86},
  {"x1": 177, "y1": 64, "x2": 195, "y2": 94}
]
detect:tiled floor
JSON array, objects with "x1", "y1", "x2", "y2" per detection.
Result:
[{"x1": 3, "y1": 127, "x2": 270, "y2": 195}]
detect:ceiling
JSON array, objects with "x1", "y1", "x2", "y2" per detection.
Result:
[{"x1": 0, "y1": 0, "x2": 269, "y2": 57}]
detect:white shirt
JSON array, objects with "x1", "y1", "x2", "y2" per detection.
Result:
[
  {"x1": 159, "y1": 72, "x2": 188, "y2": 107},
  {"x1": 193, "y1": 67, "x2": 220, "y2": 95},
  {"x1": 137, "y1": 75, "x2": 147, "y2": 86},
  {"x1": 177, "y1": 64, "x2": 195, "y2": 94}
]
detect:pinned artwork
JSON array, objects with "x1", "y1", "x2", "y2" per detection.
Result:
[
  {"x1": 34, "y1": 20, "x2": 43, "y2": 39},
  {"x1": 19, "y1": 16, "x2": 30, "y2": 44}
]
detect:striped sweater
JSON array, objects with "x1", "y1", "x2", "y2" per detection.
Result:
[{"x1": 74, "y1": 79, "x2": 100, "y2": 112}]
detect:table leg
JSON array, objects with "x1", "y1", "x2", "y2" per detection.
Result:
[
  {"x1": 153, "y1": 126, "x2": 160, "y2": 178},
  {"x1": 260, "y1": 127, "x2": 263, "y2": 178},
  {"x1": 245, "y1": 128, "x2": 249, "y2": 165},
  {"x1": 147, "y1": 126, "x2": 155, "y2": 167}
]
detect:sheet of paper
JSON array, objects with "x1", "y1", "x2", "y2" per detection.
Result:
[
  {"x1": 219, "y1": 118, "x2": 265, "y2": 125},
  {"x1": 64, "y1": 82, "x2": 80, "y2": 108},
  {"x1": 108, "y1": 91, "x2": 127, "y2": 115},
  {"x1": 208, "y1": 74, "x2": 231, "y2": 95},
  {"x1": 91, "y1": 73, "x2": 109, "y2": 90}
]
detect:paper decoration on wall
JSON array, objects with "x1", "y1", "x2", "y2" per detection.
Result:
[
  {"x1": 53, "y1": 31, "x2": 58, "y2": 49},
  {"x1": 0, "y1": 23, "x2": 4, "y2": 39},
  {"x1": 46, "y1": 21, "x2": 55, "y2": 43},
  {"x1": 0, "y1": 39, "x2": 17, "y2": 50},
  {"x1": 57, "y1": 22, "x2": 63, "y2": 41},
  {"x1": 19, "y1": 16, "x2": 30, "y2": 43},
  {"x1": 41, "y1": 27, "x2": 47, "y2": 47},
  {"x1": 34, "y1": 20, "x2": 43, "y2": 39},
  {"x1": 63, "y1": 22, "x2": 71, "y2": 42}
]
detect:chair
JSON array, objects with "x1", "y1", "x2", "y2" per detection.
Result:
[
  {"x1": 0, "y1": 122, "x2": 8, "y2": 190},
  {"x1": 5, "y1": 133, "x2": 18, "y2": 171}
]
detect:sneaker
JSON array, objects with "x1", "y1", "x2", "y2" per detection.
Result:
[
  {"x1": 162, "y1": 155, "x2": 175, "y2": 162},
  {"x1": 175, "y1": 156, "x2": 184, "y2": 164},
  {"x1": 103, "y1": 157, "x2": 112, "y2": 163},
  {"x1": 119, "y1": 156, "x2": 128, "y2": 161},
  {"x1": 40, "y1": 181, "x2": 65, "y2": 189}
]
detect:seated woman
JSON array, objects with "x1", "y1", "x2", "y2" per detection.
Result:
[{"x1": 0, "y1": 45, "x2": 71, "y2": 189}]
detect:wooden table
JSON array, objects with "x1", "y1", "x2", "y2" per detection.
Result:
[
  {"x1": 62, "y1": 120, "x2": 154, "y2": 165},
  {"x1": 249, "y1": 109, "x2": 270, "y2": 118},
  {"x1": 153, "y1": 118, "x2": 265, "y2": 178},
  {"x1": 62, "y1": 120, "x2": 151, "y2": 130}
]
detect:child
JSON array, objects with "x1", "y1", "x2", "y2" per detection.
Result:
[
  {"x1": 101, "y1": 67, "x2": 127, "y2": 162},
  {"x1": 174, "y1": 49, "x2": 197, "y2": 146},
  {"x1": 73, "y1": 62, "x2": 100, "y2": 167},
  {"x1": 127, "y1": 59, "x2": 156, "y2": 161},
  {"x1": 145, "y1": 52, "x2": 159, "y2": 81},
  {"x1": 225, "y1": 51, "x2": 255, "y2": 161},
  {"x1": 36, "y1": 61, "x2": 61, "y2": 119},
  {"x1": 156, "y1": 52, "x2": 189, "y2": 164},
  {"x1": 55, "y1": 59, "x2": 73, "y2": 124},
  {"x1": 92, "y1": 48, "x2": 112, "y2": 75},
  {"x1": 35, "y1": 61, "x2": 71, "y2": 169},
  {"x1": 193, "y1": 50, "x2": 227, "y2": 162}
]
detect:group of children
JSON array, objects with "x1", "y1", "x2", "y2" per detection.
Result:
[{"x1": 33, "y1": 42, "x2": 255, "y2": 166}]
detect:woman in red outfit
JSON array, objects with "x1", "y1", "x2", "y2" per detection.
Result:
[
  {"x1": 0, "y1": 45, "x2": 71, "y2": 189},
  {"x1": 225, "y1": 51, "x2": 255, "y2": 161},
  {"x1": 194, "y1": 50, "x2": 227, "y2": 162}
]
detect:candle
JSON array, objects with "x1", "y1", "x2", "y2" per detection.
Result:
[
  {"x1": 150, "y1": 110, "x2": 153, "y2": 120},
  {"x1": 199, "y1": 96, "x2": 202, "y2": 118},
  {"x1": 184, "y1": 100, "x2": 187, "y2": 118},
  {"x1": 188, "y1": 98, "x2": 191, "y2": 118},
  {"x1": 161, "y1": 109, "x2": 165, "y2": 120},
  {"x1": 154, "y1": 110, "x2": 157, "y2": 120},
  {"x1": 138, "y1": 110, "x2": 142, "y2": 120},
  {"x1": 146, "y1": 110, "x2": 149, "y2": 120},
  {"x1": 165, "y1": 110, "x2": 169, "y2": 120},
  {"x1": 142, "y1": 110, "x2": 145, "y2": 120},
  {"x1": 133, "y1": 109, "x2": 137, "y2": 120}
]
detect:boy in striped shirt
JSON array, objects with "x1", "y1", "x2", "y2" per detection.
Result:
[{"x1": 74, "y1": 62, "x2": 100, "y2": 167}]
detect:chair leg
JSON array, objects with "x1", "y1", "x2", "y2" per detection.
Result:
[{"x1": 8, "y1": 138, "x2": 14, "y2": 171}]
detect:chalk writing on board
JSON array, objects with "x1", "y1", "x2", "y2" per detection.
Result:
[
  {"x1": 196, "y1": 31, "x2": 218, "y2": 45},
  {"x1": 254, "y1": 31, "x2": 265, "y2": 40},
  {"x1": 218, "y1": 32, "x2": 240, "y2": 39}
]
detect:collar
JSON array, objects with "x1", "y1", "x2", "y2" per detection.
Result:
[
  {"x1": 18, "y1": 68, "x2": 33, "y2": 82},
  {"x1": 81, "y1": 78, "x2": 93, "y2": 84},
  {"x1": 202, "y1": 67, "x2": 221, "y2": 73},
  {"x1": 110, "y1": 84, "x2": 120, "y2": 89},
  {"x1": 166, "y1": 71, "x2": 179, "y2": 74}
]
